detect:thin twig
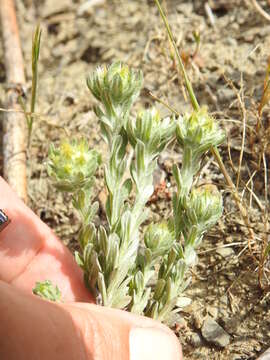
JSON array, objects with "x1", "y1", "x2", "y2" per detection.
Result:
[
  {"x1": 198, "y1": 241, "x2": 254, "y2": 255},
  {"x1": 204, "y1": 2, "x2": 216, "y2": 27},
  {"x1": 146, "y1": 89, "x2": 180, "y2": 116}
]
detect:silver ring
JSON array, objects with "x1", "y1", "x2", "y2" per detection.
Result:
[{"x1": 0, "y1": 210, "x2": 10, "y2": 233}]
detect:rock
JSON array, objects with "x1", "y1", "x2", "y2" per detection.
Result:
[
  {"x1": 207, "y1": 305, "x2": 218, "y2": 319},
  {"x1": 217, "y1": 88, "x2": 235, "y2": 103},
  {"x1": 201, "y1": 317, "x2": 230, "y2": 348},
  {"x1": 216, "y1": 247, "x2": 235, "y2": 258},
  {"x1": 222, "y1": 316, "x2": 239, "y2": 335},
  {"x1": 189, "y1": 332, "x2": 204, "y2": 348},
  {"x1": 176, "y1": 3, "x2": 193, "y2": 16},
  {"x1": 224, "y1": 37, "x2": 237, "y2": 47},
  {"x1": 220, "y1": 294, "x2": 228, "y2": 306},
  {"x1": 193, "y1": 312, "x2": 204, "y2": 330},
  {"x1": 77, "y1": 0, "x2": 106, "y2": 16},
  {"x1": 41, "y1": 0, "x2": 71, "y2": 18},
  {"x1": 166, "y1": 312, "x2": 186, "y2": 329},
  {"x1": 225, "y1": 235, "x2": 233, "y2": 244}
]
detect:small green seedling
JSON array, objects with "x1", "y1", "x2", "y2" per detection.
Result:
[{"x1": 33, "y1": 280, "x2": 61, "y2": 302}]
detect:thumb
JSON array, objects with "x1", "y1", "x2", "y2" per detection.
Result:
[
  {"x1": 65, "y1": 303, "x2": 182, "y2": 360},
  {"x1": 0, "y1": 281, "x2": 182, "y2": 360}
]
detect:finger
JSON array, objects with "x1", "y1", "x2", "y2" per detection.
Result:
[
  {"x1": 65, "y1": 302, "x2": 182, "y2": 360},
  {"x1": 0, "y1": 281, "x2": 182, "y2": 360},
  {"x1": 0, "y1": 177, "x2": 93, "y2": 302}
]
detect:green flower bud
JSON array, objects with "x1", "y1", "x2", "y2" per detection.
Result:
[
  {"x1": 144, "y1": 222, "x2": 175, "y2": 258},
  {"x1": 184, "y1": 185, "x2": 223, "y2": 236},
  {"x1": 48, "y1": 139, "x2": 101, "y2": 192},
  {"x1": 127, "y1": 108, "x2": 176, "y2": 156},
  {"x1": 87, "y1": 61, "x2": 143, "y2": 114},
  {"x1": 176, "y1": 107, "x2": 225, "y2": 155}
]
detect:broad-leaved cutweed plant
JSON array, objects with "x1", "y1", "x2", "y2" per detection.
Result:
[{"x1": 44, "y1": 62, "x2": 224, "y2": 323}]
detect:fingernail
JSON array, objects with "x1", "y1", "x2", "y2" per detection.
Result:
[
  {"x1": 0, "y1": 209, "x2": 10, "y2": 233},
  {"x1": 129, "y1": 327, "x2": 181, "y2": 360}
]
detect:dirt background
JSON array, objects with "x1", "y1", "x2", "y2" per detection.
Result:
[{"x1": 1, "y1": 0, "x2": 270, "y2": 359}]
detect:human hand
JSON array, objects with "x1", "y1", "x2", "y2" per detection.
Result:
[{"x1": 0, "y1": 177, "x2": 182, "y2": 360}]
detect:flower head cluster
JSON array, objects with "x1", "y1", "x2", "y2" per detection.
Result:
[
  {"x1": 48, "y1": 139, "x2": 101, "y2": 192},
  {"x1": 176, "y1": 107, "x2": 225, "y2": 155},
  {"x1": 87, "y1": 61, "x2": 143, "y2": 114},
  {"x1": 127, "y1": 108, "x2": 176, "y2": 157},
  {"x1": 177, "y1": 186, "x2": 223, "y2": 266},
  {"x1": 188, "y1": 186, "x2": 223, "y2": 233},
  {"x1": 144, "y1": 222, "x2": 175, "y2": 258}
]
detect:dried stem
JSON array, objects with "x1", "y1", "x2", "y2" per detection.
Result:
[
  {"x1": 0, "y1": 0, "x2": 27, "y2": 202},
  {"x1": 258, "y1": 150, "x2": 269, "y2": 289}
]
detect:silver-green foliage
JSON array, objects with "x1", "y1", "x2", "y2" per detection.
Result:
[{"x1": 48, "y1": 62, "x2": 224, "y2": 323}]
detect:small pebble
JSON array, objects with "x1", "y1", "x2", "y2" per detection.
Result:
[
  {"x1": 217, "y1": 88, "x2": 235, "y2": 103},
  {"x1": 189, "y1": 332, "x2": 204, "y2": 348},
  {"x1": 201, "y1": 316, "x2": 230, "y2": 348},
  {"x1": 216, "y1": 247, "x2": 235, "y2": 258}
]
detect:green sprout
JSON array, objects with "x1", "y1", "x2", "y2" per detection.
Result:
[
  {"x1": 87, "y1": 61, "x2": 143, "y2": 145},
  {"x1": 19, "y1": 24, "x2": 41, "y2": 146},
  {"x1": 33, "y1": 280, "x2": 61, "y2": 302}
]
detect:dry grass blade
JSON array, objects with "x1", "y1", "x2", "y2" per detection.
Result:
[
  {"x1": 29, "y1": 24, "x2": 42, "y2": 142},
  {"x1": 258, "y1": 56, "x2": 270, "y2": 122},
  {"x1": 236, "y1": 80, "x2": 247, "y2": 191},
  {"x1": 154, "y1": 0, "x2": 200, "y2": 111},
  {"x1": 19, "y1": 24, "x2": 42, "y2": 146},
  {"x1": 222, "y1": 74, "x2": 247, "y2": 190},
  {"x1": 258, "y1": 151, "x2": 270, "y2": 289}
]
